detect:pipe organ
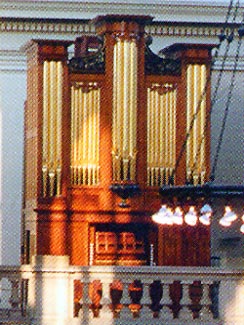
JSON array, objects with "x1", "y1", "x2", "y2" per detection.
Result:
[{"x1": 22, "y1": 16, "x2": 214, "y2": 267}]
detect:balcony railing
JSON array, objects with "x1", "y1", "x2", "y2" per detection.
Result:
[{"x1": 0, "y1": 259, "x2": 243, "y2": 324}]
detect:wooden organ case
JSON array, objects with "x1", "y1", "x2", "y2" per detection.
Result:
[{"x1": 22, "y1": 15, "x2": 214, "y2": 267}]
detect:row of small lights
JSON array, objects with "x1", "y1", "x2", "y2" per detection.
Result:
[{"x1": 152, "y1": 204, "x2": 244, "y2": 233}]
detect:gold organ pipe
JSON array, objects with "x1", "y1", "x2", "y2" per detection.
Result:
[
  {"x1": 123, "y1": 41, "x2": 129, "y2": 156},
  {"x1": 147, "y1": 88, "x2": 151, "y2": 185},
  {"x1": 200, "y1": 64, "x2": 206, "y2": 183},
  {"x1": 186, "y1": 64, "x2": 193, "y2": 181},
  {"x1": 91, "y1": 89, "x2": 95, "y2": 184},
  {"x1": 42, "y1": 61, "x2": 49, "y2": 197},
  {"x1": 129, "y1": 41, "x2": 137, "y2": 181},
  {"x1": 159, "y1": 88, "x2": 164, "y2": 184},
  {"x1": 112, "y1": 39, "x2": 138, "y2": 182},
  {"x1": 154, "y1": 89, "x2": 159, "y2": 174},
  {"x1": 165, "y1": 88, "x2": 170, "y2": 183},
  {"x1": 88, "y1": 88, "x2": 92, "y2": 163},
  {"x1": 186, "y1": 64, "x2": 207, "y2": 184},
  {"x1": 113, "y1": 41, "x2": 118, "y2": 180},
  {"x1": 71, "y1": 86, "x2": 74, "y2": 183},
  {"x1": 147, "y1": 84, "x2": 177, "y2": 186},
  {"x1": 168, "y1": 89, "x2": 172, "y2": 177},
  {"x1": 162, "y1": 88, "x2": 166, "y2": 179},
  {"x1": 117, "y1": 40, "x2": 123, "y2": 175},
  {"x1": 172, "y1": 88, "x2": 177, "y2": 173},
  {"x1": 49, "y1": 61, "x2": 56, "y2": 196},
  {"x1": 76, "y1": 87, "x2": 80, "y2": 184},
  {"x1": 81, "y1": 90, "x2": 86, "y2": 183},
  {"x1": 49, "y1": 61, "x2": 55, "y2": 166},
  {"x1": 42, "y1": 61, "x2": 63, "y2": 196},
  {"x1": 74, "y1": 86, "x2": 79, "y2": 184},
  {"x1": 116, "y1": 41, "x2": 122, "y2": 180},
  {"x1": 193, "y1": 65, "x2": 199, "y2": 184},
  {"x1": 56, "y1": 62, "x2": 63, "y2": 195},
  {"x1": 151, "y1": 89, "x2": 156, "y2": 184},
  {"x1": 96, "y1": 88, "x2": 100, "y2": 184},
  {"x1": 112, "y1": 42, "x2": 118, "y2": 180},
  {"x1": 70, "y1": 83, "x2": 100, "y2": 185},
  {"x1": 170, "y1": 89, "x2": 175, "y2": 172}
]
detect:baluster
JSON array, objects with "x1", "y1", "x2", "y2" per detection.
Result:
[
  {"x1": 9, "y1": 279, "x2": 20, "y2": 309},
  {"x1": 199, "y1": 281, "x2": 213, "y2": 320},
  {"x1": 100, "y1": 281, "x2": 112, "y2": 319},
  {"x1": 178, "y1": 281, "x2": 193, "y2": 320},
  {"x1": 160, "y1": 282, "x2": 173, "y2": 320},
  {"x1": 80, "y1": 281, "x2": 92, "y2": 319},
  {"x1": 140, "y1": 282, "x2": 152, "y2": 318},
  {"x1": 120, "y1": 283, "x2": 131, "y2": 318}
]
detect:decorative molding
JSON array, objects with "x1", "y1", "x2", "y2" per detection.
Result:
[
  {"x1": 0, "y1": 18, "x2": 95, "y2": 34},
  {"x1": 1, "y1": 1, "x2": 243, "y2": 24},
  {"x1": 1, "y1": 17, "x2": 242, "y2": 38},
  {"x1": 146, "y1": 24, "x2": 240, "y2": 38},
  {"x1": 0, "y1": 50, "x2": 26, "y2": 72}
]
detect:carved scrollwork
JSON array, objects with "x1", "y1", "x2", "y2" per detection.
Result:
[
  {"x1": 145, "y1": 45, "x2": 181, "y2": 76},
  {"x1": 68, "y1": 45, "x2": 105, "y2": 74}
]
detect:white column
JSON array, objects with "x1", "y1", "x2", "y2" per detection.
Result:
[
  {"x1": 100, "y1": 281, "x2": 112, "y2": 320},
  {"x1": 178, "y1": 281, "x2": 193, "y2": 320},
  {"x1": 120, "y1": 283, "x2": 131, "y2": 318},
  {"x1": 160, "y1": 282, "x2": 173, "y2": 320},
  {"x1": 140, "y1": 282, "x2": 152, "y2": 318},
  {"x1": 199, "y1": 281, "x2": 213, "y2": 320}
]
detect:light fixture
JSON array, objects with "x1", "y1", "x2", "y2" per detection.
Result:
[
  {"x1": 199, "y1": 203, "x2": 213, "y2": 225},
  {"x1": 240, "y1": 224, "x2": 244, "y2": 234},
  {"x1": 172, "y1": 207, "x2": 184, "y2": 225},
  {"x1": 219, "y1": 206, "x2": 238, "y2": 227},
  {"x1": 184, "y1": 206, "x2": 198, "y2": 226},
  {"x1": 151, "y1": 205, "x2": 174, "y2": 225},
  {"x1": 152, "y1": 184, "x2": 244, "y2": 232}
]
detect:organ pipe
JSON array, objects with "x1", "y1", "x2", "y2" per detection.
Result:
[
  {"x1": 112, "y1": 39, "x2": 138, "y2": 182},
  {"x1": 147, "y1": 84, "x2": 177, "y2": 186},
  {"x1": 186, "y1": 64, "x2": 207, "y2": 185},
  {"x1": 70, "y1": 82, "x2": 100, "y2": 186},
  {"x1": 42, "y1": 60, "x2": 63, "y2": 197}
]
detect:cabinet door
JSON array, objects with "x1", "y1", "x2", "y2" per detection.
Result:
[{"x1": 96, "y1": 232, "x2": 117, "y2": 254}]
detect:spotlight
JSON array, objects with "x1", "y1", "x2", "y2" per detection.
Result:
[
  {"x1": 185, "y1": 206, "x2": 198, "y2": 226},
  {"x1": 219, "y1": 206, "x2": 237, "y2": 227}
]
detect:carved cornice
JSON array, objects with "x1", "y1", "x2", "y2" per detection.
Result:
[
  {"x1": 0, "y1": 17, "x2": 95, "y2": 34},
  {"x1": 1, "y1": 1, "x2": 243, "y2": 24},
  {"x1": 1, "y1": 17, "x2": 242, "y2": 39}
]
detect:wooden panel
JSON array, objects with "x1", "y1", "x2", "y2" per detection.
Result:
[{"x1": 70, "y1": 221, "x2": 89, "y2": 265}]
